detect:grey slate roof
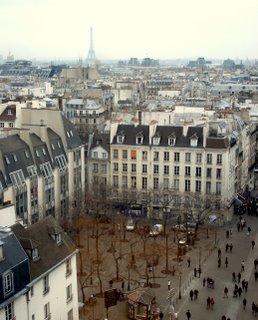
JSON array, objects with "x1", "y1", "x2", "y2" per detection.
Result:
[
  {"x1": 30, "y1": 133, "x2": 54, "y2": 170},
  {"x1": 62, "y1": 116, "x2": 82, "y2": 149},
  {"x1": 11, "y1": 215, "x2": 76, "y2": 280},
  {"x1": 112, "y1": 124, "x2": 150, "y2": 146},
  {"x1": 91, "y1": 133, "x2": 110, "y2": 153}
]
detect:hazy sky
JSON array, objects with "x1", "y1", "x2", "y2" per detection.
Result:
[{"x1": 1, "y1": 0, "x2": 258, "y2": 62}]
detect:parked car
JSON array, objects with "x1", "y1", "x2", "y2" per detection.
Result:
[
  {"x1": 126, "y1": 219, "x2": 135, "y2": 231},
  {"x1": 149, "y1": 224, "x2": 164, "y2": 236}
]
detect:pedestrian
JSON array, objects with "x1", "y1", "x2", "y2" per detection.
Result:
[
  {"x1": 159, "y1": 311, "x2": 164, "y2": 319},
  {"x1": 232, "y1": 272, "x2": 236, "y2": 282},
  {"x1": 243, "y1": 298, "x2": 247, "y2": 310},
  {"x1": 198, "y1": 266, "x2": 201, "y2": 278},
  {"x1": 237, "y1": 221, "x2": 240, "y2": 232},
  {"x1": 194, "y1": 267, "x2": 197, "y2": 277},
  {"x1": 238, "y1": 272, "x2": 241, "y2": 283},
  {"x1": 233, "y1": 288, "x2": 238, "y2": 297},
  {"x1": 193, "y1": 289, "x2": 199, "y2": 300},
  {"x1": 218, "y1": 258, "x2": 221, "y2": 268},
  {"x1": 203, "y1": 277, "x2": 206, "y2": 287},
  {"x1": 247, "y1": 226, "x2": 251, "y2": 235},
  {"x1": 226, "y1": 230, "x2": 229, "y2": 239},
  {"x1": 252, "y1": 240, "x2": 255, "y2": 249},
  {"x1": 189, "y1": 289, "x2": 194, "y2": 301},
  {"x1": 121, "y1": 281, "x2": 124, "y2": 291},
  {"x1": 218, "y1": 248, "x2": 221, "y2": 258},
  {"x1": 255, "y1": 270, "x2": 258, "y2": 281},
  {"x1": 226, "y1": 243, "x2": 229, "y2": 252},
  {"x1": 241, "y1": 260, "x2": 245, "y2": 272},
  {"x1": 252, "y1": 302, "x2": 256, "y2": 314},
  {"x1": 229, "y1": 243, "x2": 233, "y2": 252},
  {"x1": 254, "y1": 258, "x2": 258, "y2": 270},
  {"x1": 167, "y1": 280, "x2": 171, "y2": 291},
  {"x1": 210, "y1": 297, "x2": 215, "y2": 309},
  {"x1": 186, "y1": 309, "x2": 191, "y2": 319},
  {"x1": 206, "y1": 297, "x2": 211, "y2": 309},
  {"x1": 221, "y1": 316, "x2": 226, "y2": 320},
  {"x1": 244, "y1": 280, "x2": 248, "y2": 292},
  {"x1": 187, "y1": 257, "x2": 191, "y2": 267},
  {"x1": 225, "y1": 257, "x2": 228, "y2": 268},
  {"x1": 238, "y1": 287, "x2": 242, "y2": 297},
  {"x1": 224, "y1": 287, "x2": 228, "y2": 298}
]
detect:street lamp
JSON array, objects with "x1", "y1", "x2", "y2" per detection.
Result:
[{"x1": 178, "y1": 272, "x2": 182, "y2": 299}]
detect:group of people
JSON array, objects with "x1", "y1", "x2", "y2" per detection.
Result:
[{"x1": 189, "y1": 289, "x2": 199, "y2": 301}]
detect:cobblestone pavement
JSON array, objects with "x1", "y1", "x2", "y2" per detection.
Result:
[{"x1": 79, "y1": 214, "x2": 258, "y2": 319}]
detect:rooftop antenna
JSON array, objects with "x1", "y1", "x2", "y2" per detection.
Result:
[{"x1": 86, "y1": 27, "x2": 96, "y2": 66}]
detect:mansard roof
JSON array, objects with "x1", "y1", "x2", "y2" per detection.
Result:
[
  {"x1": 112, "y1": 124, "x2": 150, "y2": 146},
  {"x1": 62, "y1": 115, "x2": 82, "y2": 149},
  {"x1": 91, "y1": 133, "x2": 110, "y2": 153},
  {"x1": 0, "y1": 104, "x2": 16, "y2": 121},
  {"x1": 30, "y1": 133, "x2": 54, "y2": 169},
  {"x1": 47, "y1": 128, "x2": 67, "y2": 161},
  {"x1": 12, "y1": 215, "x2": 75, "y2": 281},
  {"x1": 206, "y1": 136, "x2": 230, "y2": 148}
]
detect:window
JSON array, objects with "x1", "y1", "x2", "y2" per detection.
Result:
[
  {"x1": 56, "y1": 233, "x2": 62, "y2": 245},
  {"x1": 122, "y1": 176, "x2": 127, "y2": 188},
  {"x1": 113, "y1": 163, "x2": 118, "y2": 172},
  {"x1": 12, "y1": 154, "x2": 17, "y2": 162},
  {"x1": 153, "y1": 151, "x2": 159, "y2": 161},
  {"x1": 5, "y1": 303, "x2": 14, "y2": 320},
  {"x1": 168, "y1": 137, "x2": 175, "y2": 146},
  {"x1": 153, "y1": 165, "x2": 159, "y2": 174},
  {"x1": 43, "y1": 274, "x2": 49, "y2": 294},
  {"x1": 131, "y1": 176, "x2": 136, "y2": 188},
  {"x1": 174, "y1": 152, "x2": 180, "y2": 162},
  {"x1": 122, "y1": 163, "x2": 127, "y2": 172},
  {"x1": 206, "y1": 181, "x2": 211, "y2": 194},
  {"x1": 142, "y1": 177, "x2": 147, "y2": 190},
  {"x1": 117, "y1": 135, "x2": 124, "y2": 143},
  {"x1": 68, "y1": 309, "x2": 73, "y2": 320},
  {"x1": 136, "y1": 135, "x2": 143, "y2": 144},
  {"x1": 164, "y1": 165, "x2": 169, "y2": 175},
  {"x1": 217, "y1": 154, "x2": 222, "y2": 165},
  {"x1": 131, "y1": 164, "x2": 136, "y2": 173},
  {"x1": 102, "y1": 152, "x2": 107, "y2": 159},
  {"x1": 174, "y1": 179, "x2": 179, "y2": 191},
  {"x1": 142, "y1": 164, "x2": 147, "y2": 173},
  {"x1": 93, "y1": 151, "x2": 98, "y2": 158},
  {"x1": 4, "y1": 155, "x2": 10, "y2": 165},
  {"x1": 174, "y1": 166, "x2": 179, "y2": 176},
  {"x1": 196, "y1": 153, "x2": 202, "y2": 163},
  {"x1": 185, "y1": 166, "x2": 191, "y2": 176},
  {"x1": 185, "y1": 152, "x2": 191, "y2": 162},
  {"x1": 163, "y1": 178, "x2": 169, "y2": 190},
  {"x1": 216, "y1": 168, "x2": 222, "y2": 179},
  {"x1": 153, "y1": 178, "x2": 159, "y2": 189},
  {"x1": 122, "y1": 150, "x2": 128, "y2": 159},
  {"x1": 207, "y1": 168, "x2": 212, "y2": 178},
  {"x1": 24, "y1": 150, "x2": 30, "y2": 158},
  {"x1": 0, "y1": 122, "x2": 4, "y2": 128},
  {"x1": 195, "y1": 181, "x2": 201, "y2": 193},
  {"x1": 216, "y1": 182, "x2": 221, "y2": 195},
  {"x1": 101, "y1": 164, "x2": 107, "y2": 174},
  {"x1": 93, "y1": 163, "x2": 98, "y2": 173},
  {"x1": 32, "y1": 247, "x2": 40, "y2": 261},
  {"x1": 142, "y1": 151, "x2": 148, "y2": 161},
  {"x1": 113, "y1": 176, "x2": 118, "y2": 188},
  {"x1": 35, "y1": 150, "x2": 40, "y2": 158},
  {"x1": 4, "y1": 271, "x2": 13, "y2": 296},
  {"x1": 113, "y1": 149, "x2": 118, "y2": 159},
  {"x1": 185, "y1": 180, "x2": 190, "y2": 192},
  {"x1": 66, "y1": 284, "x2": 73, "y2": 303},
  {"x1": 207, "y1": 153, "x2": 212, "y2": 164},
  {"x1": 44, "y1": 302, "x2": 50, "y2": 320},
  {"x1": 43, "y1": 147, "x2": 46, "y2": 155},
  {"x1": 196, "y1": 167, "x2": 202, "y2": 177},
  {"x1": 153, "y1": 136, "x2": 160, "y2": 145},
  {"x1": 131, "y1": 150, "x2": 137, "y2": 160},
  {"x1": 66, "y1": 259, "x2": 72, "y2": 276},
  {"x1": 164, "y1": 152, "x2": 169, "y2": 161}
]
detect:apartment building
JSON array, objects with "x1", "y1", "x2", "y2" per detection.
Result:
[
  {"x1": 108, "y1": 118, "x2": 255, "y2": 222},
  {"x1": 0, "y1": 216, "x2": 79, "y2": 320},
  {"x1": 0, "y1": 103, "x2": 85, "y2": 225}
]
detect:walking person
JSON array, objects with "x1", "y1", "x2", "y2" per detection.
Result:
[
  {"x1": 232, "y1": 272, "x2": 236, "y2": 282},
  {"x1": 194, "y1": 267, "x2": 197, "y2": 277},
  {"x1": 224, "y1": 287, "x2": 229, "y2": 298},
  {"x1": 243, "y1": 298, "x2": 247, "y2": 310},
  {"x1": 218, "y1": 248, "x2": 221, "y2": 258},
  {"x1": 238, "y1": 286, "x2": 242, "y2": 297},
  {"x1": 238, "y1": 272, "x2": 241, "y2": 283},
  {"x1": 226, "y1": 243, "x2": 229, "y2": 252},
  {"x1": 186, "y1": 309, "x2": 191, "y2": 320},
  {"x1": 229, "y1": 243, "x2": 233, "y2": 252},
  {"x1": 198, "y1": 266, "x2": 201, "y2": 278},
  {"x1": 167, "y1": 280, "x2": 171, "y2": 291},
  {"x1": 252, "y1": 240, "x2": 255, "y2": 249},
  {"x1": 193, "y1": 289, "x2": 199, "y2": 300},
  {"x1": 203, "y1": 277, "x2": 206, "y2": 287},
  {"x1": 210, "y1": 297, "x2": 215, "y2": 310},
  {"x1": 218, "y1": 258, "x2": 221, "y2": 268},
  {"x1": 187, "y1": 257, "x2": 191, "y2": 267},
  {"x1": 189, "y1": 289, "x2": 194, "y2": 301},
  {"x1": 206, "y1": 297, "x2": 211, "y2": 309},
  {"x1": 241, "y1": 260, "x2": 245, "y2": 272},
  {"x1": 225, "y1": 257, "x2": 228, "y2": 268}
]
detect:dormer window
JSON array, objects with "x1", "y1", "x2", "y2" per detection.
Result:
[
  {"x1": 153, "y1": 136, "x2": 160, "y2": 145},
  {"x1": 0, "y1": 240, "x2": 4, "y2": 261},
  {"x1": 117, "y1": 132, "x2": 125, "y2": 144},
  {"x1": 7, "y1": 109, "x2": 12, "y2": 116},
  {"x1": 12, "y1": 154, "x2": 17, "y2": 162},
  {"x1": 3, "y1": 271, "x2": 13, "y2": 297},
  {"x1": 168, "y1": 133, "x2": 176, "y2": 146},
  {"x1": 4, "y1": 155, "x2": 10, "y2": 165},
  {"x1": 190, "y1": 134, "x2": 198, "y2": 147},
  {"x1": 32, "y1": 247, "x2": 40, "y2": 262},
  {"x1": 136, "y1": 133, "x2": 143, "y2": 145},
  {"x1": 56, "y1": 233, "x2": 62, "y2": 245}
]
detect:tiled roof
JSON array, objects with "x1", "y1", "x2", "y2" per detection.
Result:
[{"x1": 206, "y1": 137, "x2": 229, "y2": 148}]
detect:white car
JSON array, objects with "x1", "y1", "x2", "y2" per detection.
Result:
[
  {"x1": 126, "y1": 219, "x2": 135, "y2": 231},
  {"x1": 149, "y1": 224, "x2": 164, "y2": 236}
]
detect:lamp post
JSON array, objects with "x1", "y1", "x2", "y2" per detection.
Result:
[{"x1": 178, "y1": 272, "x2": 182, "y2": 299}]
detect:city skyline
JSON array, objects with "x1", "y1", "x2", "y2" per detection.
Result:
[{"x1": 1, "y1": 0, "x2": 258, "y2": 62}]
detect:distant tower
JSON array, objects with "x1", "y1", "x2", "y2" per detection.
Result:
[{"x1": 86, "y1": 27, "x2": 96, "y2": 66}]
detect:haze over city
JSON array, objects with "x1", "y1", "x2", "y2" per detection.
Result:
[{"x1": 1, "y1": 0, "x2": 258, "y2": 62}]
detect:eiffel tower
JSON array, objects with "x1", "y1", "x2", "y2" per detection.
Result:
[{"x1": 86, "y1": 27, "x2": 96, "y2": 66}]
